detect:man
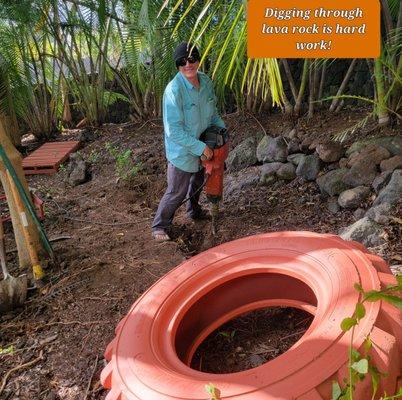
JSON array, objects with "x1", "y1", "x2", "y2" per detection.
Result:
[{"x1": 152, "y1": 42, "x2": 226, "y2": 242}]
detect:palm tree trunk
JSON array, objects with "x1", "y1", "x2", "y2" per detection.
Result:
[
  {"x1": 280, "y1": 59, "x2": 297, "y2": 103},
  {"x1": 294, "y1": 59, "x2": 310, "y2": 117},
  {"x1": 329, "y1": 59, "x2": 357, "y2": 112},
  {"x1": 308, "y1": 62, "x2": 315, "y2": 119},
  {"x1": 374, "y1": 57, "x2": 390, "y2": 126}
]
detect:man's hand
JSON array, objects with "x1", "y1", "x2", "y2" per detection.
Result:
[{"x1": 202, "y1": 145, "x2": 213, "y2": 161}]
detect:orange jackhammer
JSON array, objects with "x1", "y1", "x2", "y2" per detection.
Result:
[{"x1": 200, "y1": 126, "x2": 230, "y2": 235}]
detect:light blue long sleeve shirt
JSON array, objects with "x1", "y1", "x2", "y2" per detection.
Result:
[{"x1": 162, "y1": 71, "x2": 225, "y2": 173}]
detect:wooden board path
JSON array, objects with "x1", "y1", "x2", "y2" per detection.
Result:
[{"x1": 22, "y1": 141, "x2": 81, "y2": 175}]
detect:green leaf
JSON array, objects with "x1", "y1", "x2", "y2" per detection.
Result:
[
  {"x1": 368, "y1": 365, "x2": 380, "y2": 399},
  {"x1": 355, "y1": 303, "x2": 366, "y2": 320},
  {"x1": 364, "y1": 337, "x2": 372, "y2": 353},
  {"x1": 205, "y1": 383, "x2": 220, "y2": 399},
  {"x1": 380, "y1": 294, "x2": 402, "y2": 309},
  {"x1": 332, "y1": 381, "x2": 342, "y2": 400},
  {"x1": 396, "y1": 274, "x2": 402, "y2": 288},
  {"x1": 364, "y1": 291, "x2": 383, "y2": 302},
  {"x1": 0, "y1": 345, "x2": 14, "y2": 355},
  {"x1": 351, "y1": 358, "x2": 368, "y2": 374},
  {"x1": 341, "y1": 317, "x2": 357, "y2": 332},
  {"x1": 354, "y1": 283, "x2": 364, "y2": 293},
  {"x1": 351, "y1": 349, "x2": 361, "y2": 362}
]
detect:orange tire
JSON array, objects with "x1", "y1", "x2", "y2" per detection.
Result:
[{"x1": 101, "y1": 231, "x2": 401, "y2": 399}]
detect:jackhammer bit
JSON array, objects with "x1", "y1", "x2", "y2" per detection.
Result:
[{"x1": 200, "y1": 127, "x2": 230, "y2": 235}]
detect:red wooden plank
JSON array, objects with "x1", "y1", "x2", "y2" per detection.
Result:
[{"x1": 22, "y1": 141, "x2": 80, "y2": 175}]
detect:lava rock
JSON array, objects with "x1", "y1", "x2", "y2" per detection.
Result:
[
  {"x1": 347, "y1": 144, "x2": 390, "y2": 168},
  {"x1": 353, "y1": 208, "x2": 366, "y2": 220},
  {"x1": 296, "y1": 153, "x2": 321, "y2": 181},
  {"x1": 380, "y1": 155, "x2": 402, "y2": 172},
  {"x1": 316, "y1": 168, "x2": 350, "y2": 196},
  {"x1": 259, "y1": 162, "x2": 283, "y2": 185},
  {"x1": 372, "y1": 171, "x2": 393, "y2": 193},
  {"x1": 277, "y1": 163, "x2": 296, "y2": 181},
  {"x1": 339, "y1": 158, "x2": 348, "y2": 168},
  {"x1": 338, "y1": 186, "x2": 370, "y2": 209},
  {"x1": 340, "y1": 217, "x2": 386, "y2": 247},
  {"x1": 327, "y1": 197, "x2": 340, "y2": 213},
  {"x1": 224, "y1": 167, "x2": 261, "y2": 199},
  {"x1": 365, "y1": 203, "x2": 392, "y2": 224},
  {"x1": 287, "y1": 153, "x2": 306, "y2": 166},
  {"x1": 316, "y1": 141, "x2": 344, "y2": 163},
  {"x1": 287, "y1": 138, "x2": 301, "y2": 154},
  {"x1": 257, "y1": 134, "x2": 290, "y2": 163},
  {"x1": 66, "y1": 153, "x2": 90, "y2": 186},
  {"x1": 373, "y1": 169, "x2": 402, "y2": 206},
  {"x1": 343, "y1": 159, "x2": 377, "y2": 187},
  {"x1": 227, "y1": 136, "x2": 259, "y2": 171},
  {"x1": 346, "y1": 136, "x2": 402, "y2": 157}
]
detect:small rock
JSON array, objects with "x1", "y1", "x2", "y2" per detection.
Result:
[
  {"x1": 256, "y1": 135, "x2": 273, "y2": 163},
  {"x1": 327, "y1": 197, "x2": 340, "y2": 213},
  {"x1": 277, "y1": 163, "x2": 296, "y2": 181},
  {"x1": 66, "y1": 153, "x2": 90, "y2": 186},
  {"x1": 373, "y1": 169, "x2": 402, "y2": 206},
  {"x1": 347, "y1": 144, "x2": 390, "y2": 167},
  {"x1": 343, "y1": 159, "x2": 377, "y2": 187},
  {"x1": 372, "y1": 171, "x2": 393, "y2": 193},
  {"x1": 353, "y1": 208, "x2": 366, "y2": 220},
  {"x1": 249, "y1": 354, "x2": 264, "y2": 368},
  {"x1": 287, "y1": 153, "x2": 306, "y2": 166},
  {"x1": 227, "y1": 136, "x2": 258, "y2": 171},
  {"x1": 77, "y1": 129, "x2": 96, "y2": 143},
  {"x1": 287, "y1": 139, "x2": 300, "y2": 154},
  {"x1": 296, "y1": 154, "x2": 321, "y2": 181},
  {"x1": 380, "y1": 155, "x2": 402, "y2": 172},
  {"x1": 338, "y1": 186, "x2": 370, "y2": 209},
  {"x1": 339, "y1": 158, "x2": 348, "y2": 168},
  {"x1": 390, "y1": 264, "x2": 402, "y2": 276},
  {"x1": 259, "y1": 162, "x2": 283, "y2": 185},
  {"x1": 316, "y1": 168, "x2": 350, "y2": 196},
  {"x1": 340, "y1": 217, "x2": 386, "y2": 247},
  {"x1": 224, "y1": 167, "x2": 261, "y2": 199},
  {"x1": 346, "y1": 136, "x2": 402, "y2": 157},
  {"x1": 365, "y1": 203, "x2": 392, "y2": 224},
  {"x1": 265, "y1": 136, "x2": 288, "y2": 163},
  {"x1": 316, "y1": 141, "x2": 344, "y2": 163},
  {"x1": 300, "y1": 137, "x2": 314, "y2": 152}
]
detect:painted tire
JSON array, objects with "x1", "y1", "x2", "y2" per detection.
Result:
[{"x1": 101, "y1": 231, "x2": 401, "y2": 399}]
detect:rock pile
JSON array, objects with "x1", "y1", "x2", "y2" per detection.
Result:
[{"x1": 224, "y1": 133, "x2": 402, "y2": 248}]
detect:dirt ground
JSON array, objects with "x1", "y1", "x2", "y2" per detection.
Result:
[{"x1": 0, "y1": 108, "x2": 401, "y2": 399}]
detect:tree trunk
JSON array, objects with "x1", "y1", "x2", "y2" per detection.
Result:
[
  {"x1": 374, "y1": 57, "x2": 390, "y2": 126},
  {"x1": 318, "y1": 60, "x2": 327, "y2": 107},
  {"x1": 0, "y1": 118, "x2": 42, "y2": 270},
  {"x1": 280, "y1": 59, "x2": 297, "y2": 103},
  {"x1": 329, "y1": 59, "x2": 357, "y2": 112},
  {"x1": 308, "y1": 62, "x2": 315, "y2": 119},
  {"x1": 0, "y1": 113, "x2": 21, "y2": 147},
  {"x1": 294, "y1": 59, "x2": 310, "y2": 117}
]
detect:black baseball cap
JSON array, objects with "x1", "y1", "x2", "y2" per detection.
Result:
[{"x1": 174, "y1": 42, "x2": 200, "y2": 66}]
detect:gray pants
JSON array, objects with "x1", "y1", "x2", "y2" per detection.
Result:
[{"x1": 152, "y1": 163, "x2": 205, "y2": 232}]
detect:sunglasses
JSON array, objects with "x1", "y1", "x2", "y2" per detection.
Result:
[{"x1": 176, "y1": 56, "x2": 199, "y2": 67}]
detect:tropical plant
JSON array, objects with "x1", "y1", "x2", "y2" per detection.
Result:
[
  {"x1": 158, "y1": 0, "x2": 285, "y2": 112},
  {"x1": 0, "y1": 1, "x2": 62, "y2": 140}
]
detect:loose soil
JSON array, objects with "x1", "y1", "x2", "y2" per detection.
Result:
[
  {"x1": 190, "y1": 307, "x2": 313, "y2": 374},
  {"x1": 0, "y1": 107, "x2": 400, "y2": 400}
]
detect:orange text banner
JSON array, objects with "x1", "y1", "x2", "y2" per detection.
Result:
[{"x1": 247, "y1": 0, "x2": 380, "y2": 58}]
